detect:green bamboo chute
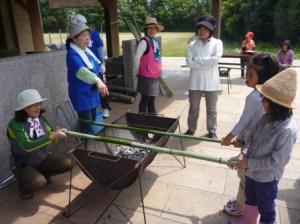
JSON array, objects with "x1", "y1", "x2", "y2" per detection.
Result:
[
  {"x1": 79, "y1": 119, "x2": 222, "y2": 143},
  {"x1": 66, "y1": 130, "x2": 230, "y2": 165}
]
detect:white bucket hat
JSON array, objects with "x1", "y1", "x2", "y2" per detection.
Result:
[
  {"x1": 67, "y1": 20, "x2": 90, "y2": 39},
  {"x1": 72, "y1": 14, "x2": 87, "y2": 24},
  {"x1": 142, "y1": 16, "x2": 164, "y2": 32},
  {"x1": 15, "y1": 89, "x2": 47, "y2": 111}
]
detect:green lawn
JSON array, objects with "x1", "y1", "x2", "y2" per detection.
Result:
[{"x1": 44, "y1": 32, "x2": 299, "y2": 58}]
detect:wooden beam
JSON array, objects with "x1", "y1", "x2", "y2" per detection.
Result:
[
  {"x1": 211, "y1": 0, "x2": 222, "y2": 38},
  {"x1": 14, "y1": 0, "x2": 28, "y2": 12},
  {"x1": 47, "y1": 0, "x2": 101, "y2": 8},
  {"x1": 46, "y1": 0, "x2": 120, "y2": 56},
  {"x1": 27, "y1": 0, "x2": 45, "y2": 51},
  {"x1": 103, "y1": 0, "x2": 120, "y2": 57}
]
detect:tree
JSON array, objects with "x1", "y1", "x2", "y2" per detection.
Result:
[
  {"x1": 274, "y1": 0, "x2": 300, "y2": 43},
  {"x1": 149, "y1": 0, "x2": 210, "y2": 31},
  {"x1": 221, "y1": 0, "x2": 244, "y2": 40},
  {"x1": 39, "y1": 0, "x2": 69, "y2": 32},
  {"x1": 39, "y1": 0, "x2": 300, "y2": 44},
  {"x1": 221, "y1": 0, "x2": 300, "y2": 43},
  {"x1": 118, "y1": 0, "x2": 148, "y2": 31},
  {"x1": 39, "y1": 0, "x2": 104, "y2": 32},
  {"x1": 117, "y1": 0, "x2": 210, "y2": 32}
]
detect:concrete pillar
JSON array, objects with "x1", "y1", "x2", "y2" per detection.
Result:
[
  {"x1": 27, "y1": 0, "x2": 45, "y2": 51},
  {"x1": 122, "y1": 40, "x2": 137, "y2": 88},
  {"x1": 211, "y1": 0, "x2": 222, "y2": 38},
  {"x1": 101, "y1": 0, "x2": 120, "y2": 57},
  {"x1": 122, "y1": 37, "x2": 161, "y2": 89}
]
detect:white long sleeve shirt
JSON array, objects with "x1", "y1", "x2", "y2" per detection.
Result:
[
  {"x1": 186, "y1": 37, "x2": 223, "y2": 91},
  {"x1": 134, "y1": 40, "x2": 147, "y2": 75}
]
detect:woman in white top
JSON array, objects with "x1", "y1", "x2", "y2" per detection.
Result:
[{"x1": 185, "y1": 15, "x2": 223, "y2": 139}]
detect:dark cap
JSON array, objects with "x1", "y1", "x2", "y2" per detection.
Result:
[
  {"x1": 282, "y1": 39, "x2": 291, "y2": 46},
  {"x1": 196, "y1": 15, "x2": 216, "y2": 32}
]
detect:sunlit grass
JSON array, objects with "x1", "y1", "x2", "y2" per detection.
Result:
[{"x1": 44, "y1": 32, "x2": 299, "y2": 58}]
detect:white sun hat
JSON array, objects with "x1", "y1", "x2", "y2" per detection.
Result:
[
  {"x1": 72, "y1": 14, "x2": 87, "y2": 24},
  {"x1": 15, "y1": 89, "x2": 47, "y2": 111},
  {"x1": 67, "y1": 20, "x2": 90, "y2": 39}
]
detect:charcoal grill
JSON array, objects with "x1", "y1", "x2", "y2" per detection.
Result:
[
  {"x1": 62, "y1": 112, "x2": 185, "y2": 223},
  {"x1": 71, "y1": 113, "x2": 180, "y2": 190}
]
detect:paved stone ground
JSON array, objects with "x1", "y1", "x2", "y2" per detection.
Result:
[{"x1": 0, "y1": 57, "x2": 299, "y2": 224}]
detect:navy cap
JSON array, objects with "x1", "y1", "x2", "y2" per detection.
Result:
[{"x1": 196, "y1": 15, "x2": 216, "y2": 32}]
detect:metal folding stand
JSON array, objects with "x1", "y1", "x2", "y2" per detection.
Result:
[
  {"x1": 175, "y1": 122, "x2": 187, "y2": 168},
  {"x1": 64, "y1": 153, "x2": 74, "y2": 218},
  {"x1": 0, "y1": 175, "x2": 16, "y2": 190},
  {"x1": 63, "y1": 146, "x2": 148, "y2": 224},
  {"x1": 56, "y1": 102, "x2": 186, "y2": 224},
  {"x1": 63, "y1": 153, "x2": 125, "y2": 220},
  {"x1": 61, "y1": 136, "x2": 185, "y2": 223},
  {"x1": 138, "y1": 165, "x2": 147, "y2": 224}
]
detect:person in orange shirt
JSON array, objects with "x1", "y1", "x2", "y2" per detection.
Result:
[
  {"x1": 240, "y1": 32, "x2": 256, "y2": 78},
  {"x1": 241, "y1": 32, "x2": 256, "y2": 51}
]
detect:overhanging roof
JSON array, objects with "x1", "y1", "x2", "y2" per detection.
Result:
[{"x1": 48, "y1": 0, "x2": 101, "y2": 8}]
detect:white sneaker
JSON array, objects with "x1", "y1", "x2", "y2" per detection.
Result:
[{"x1": 103, "y1": 108, "x2": 110, "y2": 118}]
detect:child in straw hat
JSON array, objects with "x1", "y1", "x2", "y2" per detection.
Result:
[
  {"x1": 222, "y1": 54, "x2": 280, "y2": 217},
  {"x1": 230, "y1": 68, "x2": 298, "y2": 224}
]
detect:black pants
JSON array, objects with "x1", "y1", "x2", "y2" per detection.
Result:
[
  {"x1": 14, "y1": 153, "x2": 71, "y2": 194},
  {"x1": 241, "y1": 58, "x2": 247, "y2": 78},
  {"x1": 100, "y1": 75, "x2": 111, "y2": 110},
  {"x1": 77, "y1": 108, "x2": 96, "y2": 134},
  {"x1": 138, "y1": 95, "x2": 156, "y2": 114},
  {"x1": 101, "y1": 96, "x2": 110, "y2": 109}
]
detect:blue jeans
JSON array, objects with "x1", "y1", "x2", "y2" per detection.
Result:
[
  {"x1": 77, "y1": 108, "x2": 97, "y2": 134},
  {"x1": 245, "y1": 176, "x2": 278, "y2": 224}
]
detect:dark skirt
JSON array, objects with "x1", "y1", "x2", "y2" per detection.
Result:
[{"x1": 137, "y1": 75, "x2": 159, "y2": 96}]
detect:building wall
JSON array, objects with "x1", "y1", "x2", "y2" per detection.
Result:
[
  {"x1": 11, "y1": 0, "x2": 34, "y2": 54},
  {"x1": 0, "y1": 51, "x2": 68, "y2": 183}
]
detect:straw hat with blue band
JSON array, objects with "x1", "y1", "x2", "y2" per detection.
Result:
[{"x1": 142, "y1": 17, "x2": 164, "y2": 32}]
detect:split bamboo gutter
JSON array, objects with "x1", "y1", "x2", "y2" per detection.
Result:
[
  {"x1": 79, "y1": 119, "x2": 222, "y2": 143},
  {"x1": 66, "y1": 130, "x2": 230, "y2": 165}
]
